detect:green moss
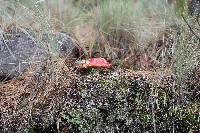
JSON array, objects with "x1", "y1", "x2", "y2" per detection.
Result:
[{"x1": 175, "y1": 0, "x2": 188, "y2": 16}]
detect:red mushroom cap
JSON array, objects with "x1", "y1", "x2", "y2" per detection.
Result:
[
  {"x1": 78, "y1": 58, "x2": 111, "y2": 69},
  {"x1": 88, "y1": 58, "x2": 111, "y2": 68}
]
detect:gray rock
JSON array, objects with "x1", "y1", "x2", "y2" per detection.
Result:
[
  {"x1": 0, "y1": 27, "x2": 78, "y2": 81},
  {"x1": 52, "y1": 32, "x2": 79, "y2": 58},
  {"x1": 189, "y1": 0, "x2": 200, "y2": 15}
]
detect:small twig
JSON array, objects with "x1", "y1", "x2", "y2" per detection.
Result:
[{"x1": 181, "y1": 14, "x2": 200, "y2": 40}]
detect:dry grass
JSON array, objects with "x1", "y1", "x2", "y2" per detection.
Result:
[
  {"x1": 0, "y1": 0, "x2": 183, "y2": 68},
  {"x1": 91, "y1": 0, "x2": 180, "y2": 69},
  {"x1": 0, "y1": 0, "x2": 180, "y2": 68},
  {"x1": 0, "y1": 0, "x2": 200, "y2": 132},
  {"x1": 0, "y1": 58, "x2": 74, "y2": 131}
]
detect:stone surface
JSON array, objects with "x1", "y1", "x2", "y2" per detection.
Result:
[
  {"x1": 0, "y1": 27, "x2": 78, "y2": 80},
  {"x1": 53, "y1": 32, "x2": 79, "y2": 58},
  {"x1": 189, "y1": 0, "x2": 200, "y2": 15}
]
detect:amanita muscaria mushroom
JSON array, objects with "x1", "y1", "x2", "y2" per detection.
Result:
[{"x1": 77, "y1": 58, "x2": 111, "y2": 69}]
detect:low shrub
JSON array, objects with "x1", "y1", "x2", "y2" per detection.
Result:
[{"x1": 1, "y1": 65, "x2": 200, "y2": 132}]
